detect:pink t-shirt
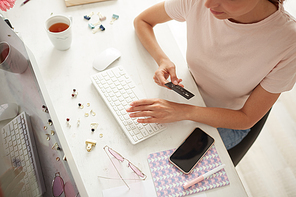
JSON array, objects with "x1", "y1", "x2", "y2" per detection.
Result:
[{"x1": 165, "y1": 0, "x2": 296, "y2": 110}]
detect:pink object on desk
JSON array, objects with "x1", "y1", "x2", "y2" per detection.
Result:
[
  {"x1": 0, "y1": 0, "x2": 16, "y2": 11},
  {"x1": 183, "y1": 176, "x2": 204, "y2": 190},
  {"x1": 183, "y1": 164, "x2": 226, "y2": 190}
]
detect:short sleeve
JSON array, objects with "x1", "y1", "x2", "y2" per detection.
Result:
[
  {"x1": 164, "y1": 0, "x2": 196, "y2": 22},
  {"x1": 261, "y1": 49, "x2": 296, "y2": 93}
]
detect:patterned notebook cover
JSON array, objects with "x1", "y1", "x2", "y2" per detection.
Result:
[{"x1": 147, "y1": 145, "x2": 230, "y2": 197}]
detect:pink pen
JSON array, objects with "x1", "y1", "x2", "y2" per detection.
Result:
[{"x1": 183, "y1": 164, "x2": 226, "y2": 190}]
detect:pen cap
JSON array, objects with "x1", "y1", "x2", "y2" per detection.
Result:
[{"x1": 183, "y1": 176, "x2": 204, "y2": 190}]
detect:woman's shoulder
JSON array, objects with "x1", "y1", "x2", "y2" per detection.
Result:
[
  {"x1": 165, "y1": 0, "x2": 205, "y2": 21},
  {"x1": 266, "y1": 7, "x2": 296, "y2": 48},
  {"x1": 280, "y1": 7, "x2": 296, "y2": 36}
]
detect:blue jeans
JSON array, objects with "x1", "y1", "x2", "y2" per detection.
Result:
[{"x1": 217, "y1": 128, "x2": 251, "y2": 150}]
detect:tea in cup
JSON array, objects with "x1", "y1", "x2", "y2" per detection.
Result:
[
  {"x1": 45, "y1": 15, "x2": 72, "y2": 51},
  {"x1": 0, "y1": 41, "x2": 29, "y2": 74}
]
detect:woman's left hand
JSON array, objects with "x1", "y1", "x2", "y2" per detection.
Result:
[{"x1": 126, "y1": 98, "x2": 188, "y2": 123}]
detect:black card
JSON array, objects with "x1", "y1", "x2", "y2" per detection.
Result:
[{"x1": 165, "y1": 82, "x2": 195, "y2": 100}]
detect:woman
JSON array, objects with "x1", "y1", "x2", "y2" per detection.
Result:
[{"x1": 129, "y1": 0, "x2": 296, "y2": 149}]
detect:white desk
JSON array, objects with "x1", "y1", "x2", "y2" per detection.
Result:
[{"x1": 4, "y1": 0, "x2": 247, "y2": 196}]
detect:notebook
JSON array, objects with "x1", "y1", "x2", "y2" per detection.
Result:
[
  {"x1": 147, "y1": 145, "x2": 230, "y2": 197},
  {"x1": 64, "y1": 0, "x2": 109, "y2": 7}
]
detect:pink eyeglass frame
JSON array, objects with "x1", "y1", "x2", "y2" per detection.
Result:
[{"x1": 99, "y1": 145, "x2": 147, "y2": 189}]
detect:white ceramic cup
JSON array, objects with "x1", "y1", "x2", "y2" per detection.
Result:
[
  {"x1": 0, "y1": 41, "x2": 29, "y2": 73},
  {"x1": 45, "y1": 15, "x2": 72, "y2": 51}
]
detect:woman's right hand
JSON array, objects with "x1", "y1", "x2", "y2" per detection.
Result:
[
  {"x1": 153, "y1": 59, "x2": 183, "y2": 88},
  {"x1": 134, "y1": 2, "x2": 183, "y2": 88}
]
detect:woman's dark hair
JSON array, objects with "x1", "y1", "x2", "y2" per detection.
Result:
[{"x1": 269, "y1": 0, "x2": 285, "y2": 7}]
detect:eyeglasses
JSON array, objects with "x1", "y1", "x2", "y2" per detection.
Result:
[
  {"x1": 52, "y1": 172, "x2": 80, "y2": 197},
  {"x1": 98, "y1": 145, "x2": 147, "y2": 189}
]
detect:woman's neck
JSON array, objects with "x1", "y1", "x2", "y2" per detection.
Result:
[{"x1": 229, "y1": 1, "x2": 278, "y2": 24}]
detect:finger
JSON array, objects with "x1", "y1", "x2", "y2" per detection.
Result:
[
  {"x1": 137, "y1": 117, "x2": 158, "y2": 124},
  {"x1": 153, "y1": 75, "x2": 160, "y2": 85},
  {"x1": 0, "y1": 167, "x2": 21, "y2": 191},
  {"x1": 177, "y1": 78, "x2": 185, "y2": 87},
  {"x1": 129, "y1": 99, "x2": 156, "y2": 107},
  {"x1": 155, "y1": 73, "x2": 169, "y2": 86},
  {"x1": 155, "y1": 77, "x2": 172, "y2": 89},
  {"x1": 154, "y1": 77, "x2": 165, "y2": 87},
  {"x1": 4, "y1": 171, "x2": 25, "y2": 196},
  {"x1": 10, "y1": 171, "x2": 25, "y2": 187},
  {"x1": 178, "y1": 83, "x2": 184, "y2": 88},
  {"x1": 126, "y1": 105, "x2": 149, "y2": 113},
  {"x1": 14, "y1": 167, "x2": 23, "y2": 177},
  {"x1": 129, "y1": 111, "x2": 153, "y2": 118},
  {"x1": 7, "y1": 181, "x2": 24, "y2": 197},
  {"x1": 0, "y1": 168, "x2": 14, "y2": 183},
  {"x1": 167, "y1": 67, "x2": 179, "y2": 85},
  {"x1": 126, "y1": 103, "x2": 156, "y2": 113}
]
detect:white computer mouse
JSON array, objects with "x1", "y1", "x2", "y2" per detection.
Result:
[
  {"x1": 93, "y1": 47, "x2": 121, "y2": 71},
  {"x1": 0, "y1": 103, "x2": 19, "y2": 121}
]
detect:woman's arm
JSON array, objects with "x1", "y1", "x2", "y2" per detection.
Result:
[
  {"x1": 133, "y1": 2, "x2": 280, "y2": 129},
  {"x1": 134, "y1": 2, "x2": 182, "y2": 86},
  {"x1": 127, "y1": 85, "x2": 280, "y2": 130}
]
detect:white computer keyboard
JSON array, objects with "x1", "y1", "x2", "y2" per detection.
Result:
[
  {"x1": 91, "y1": 66, "x2": 166, "y2": 144},
  {"x1": 1, "y1": 112, "x2": 45, "y2": 197}
]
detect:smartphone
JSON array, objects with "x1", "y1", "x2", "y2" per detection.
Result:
[{"x1": 169, "y1": 128, "x2": 215, "y2": 174}]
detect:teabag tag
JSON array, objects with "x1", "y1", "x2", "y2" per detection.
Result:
[{"x1": 165, "y1": 82, "x2": 195, "y2": 100}]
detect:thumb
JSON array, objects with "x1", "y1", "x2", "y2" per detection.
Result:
[
  {"x1": 166, "y1": 65, "x2": 179, "y2": 85},
  {"x1": 169, "y1": 72, "x2": 179, "y2": 85}
]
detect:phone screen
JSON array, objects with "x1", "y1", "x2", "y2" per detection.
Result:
[{"x1": 169, "y1": 128, "x2": 214, "y2": 174}]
